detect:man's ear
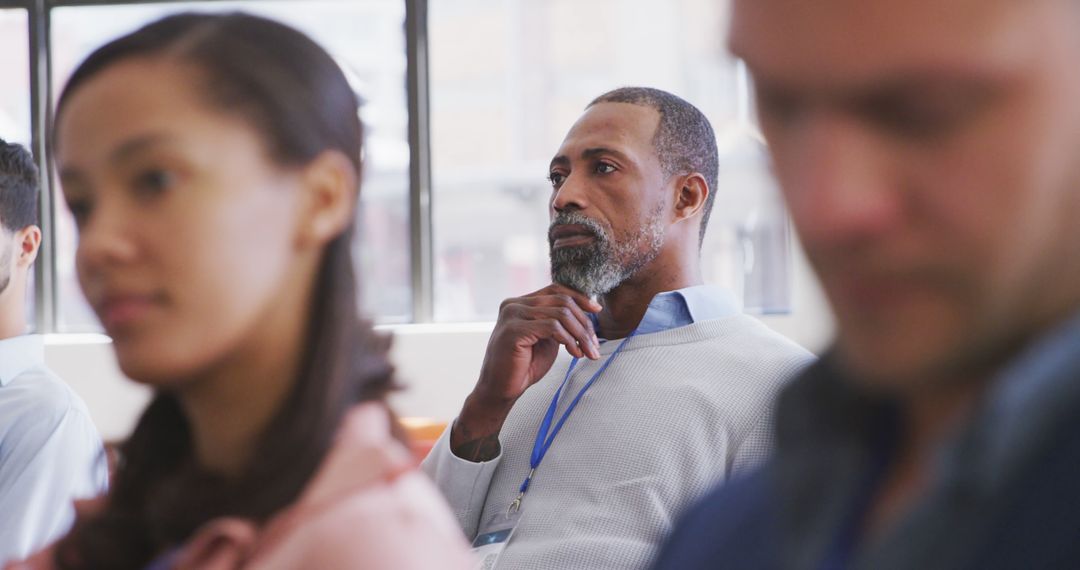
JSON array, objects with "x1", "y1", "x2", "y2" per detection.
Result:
[
  {"x1": 15, "y1": 225, "x2": 41, "y2": 268},
  {"x1": 295, "y1": 150, "x2": 358, "y2": 248},
  {"x1": 673, "y1": 173, "x2": 709, "y2": 222}
]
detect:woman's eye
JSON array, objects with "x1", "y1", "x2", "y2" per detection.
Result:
[
  {"x1": 548, "y1": 172, "x2": 566, "y2": 187},
  {"x1": 133, "y1": 169, "x2": 175, "y2": 196},
  {"x1": 595, "y1": 162, "x2": 616, "y2": 175}
]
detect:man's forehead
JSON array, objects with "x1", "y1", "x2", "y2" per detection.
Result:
[
  {"x1": 730, "y1": 0, "x2": 1042, "y2": 91},
  {"x1": 555, "y1": 102, "x2": 660, "y2": 160}
]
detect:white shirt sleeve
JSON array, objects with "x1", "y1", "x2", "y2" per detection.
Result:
[
  {"x1": 0, "y1": 404, "x2": 108, "y2": 565},
  {"x1": 420, "y1": 422, "x2": 503, "y2": 539}
]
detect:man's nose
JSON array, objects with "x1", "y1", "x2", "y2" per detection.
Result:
[
  {"x1": 551, "y1": 171, "x2": 590, "y2": 213},
  {"x1": 775, "y1": 115, "x2": 904, "y2": 250}
]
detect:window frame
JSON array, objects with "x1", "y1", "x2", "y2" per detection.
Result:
[
  {"x1": 12, "y1": 0, "x2": 795, "y2": 333},
  {"x1": 9, "y1": 0, "x2": 434, "y2": 333}
]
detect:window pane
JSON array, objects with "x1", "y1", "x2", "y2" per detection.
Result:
[
  {"x1": 0, "y1": 10, "x2": 30, "y2": 148},
  {"x1": 50, "y1": 1, "x2": 410, "y2": 331},
  {"x1": 429, "y1": 0, "x2": 790, "y2": 321}
]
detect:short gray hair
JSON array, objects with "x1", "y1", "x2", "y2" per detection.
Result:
[{"x1": 588, "y1": 87, "x2": 719, "y2": 244}]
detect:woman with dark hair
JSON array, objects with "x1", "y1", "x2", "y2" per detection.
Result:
[{"x1": 6, "y1": 12, "x2": 470, "y2": 570}]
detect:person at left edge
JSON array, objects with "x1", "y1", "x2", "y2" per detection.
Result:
[
  {"x1": 0, "y1": 139, "x2": 107, "y2": 565},
  {"x1": 423, "y1": 86, "x2": 815, "y2": 569}
]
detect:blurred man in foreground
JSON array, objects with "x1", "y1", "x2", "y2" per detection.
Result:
[{"x1": 655, "y1": 0, "x2": 1080, "y2": 567}]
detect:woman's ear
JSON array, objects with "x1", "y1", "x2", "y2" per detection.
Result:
[
  {"x1": 295, "y1": 150, "x2": 358, "y2": 248},
  {"x1": 673, "y1": 173, "x2": 709, "y2": 222}
]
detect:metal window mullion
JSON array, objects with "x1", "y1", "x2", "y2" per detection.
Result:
[
  {"x1": 29, "y1": 0, "x2": 55, "y2": 333},
  {"x1": 406, "y1": 0, "x2": 433, "y2": 323}
]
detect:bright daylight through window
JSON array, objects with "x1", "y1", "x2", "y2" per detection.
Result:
[
  {"x1": 429, "y1": 0, "x2": 790, "y2": 321},
  {"x1": 18, "y1": 0, "x2": 790, "y2": 332}
]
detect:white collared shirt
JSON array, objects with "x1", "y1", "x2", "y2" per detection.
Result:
[{"x1": 0, "y1": 335, "x2": 108, "y2": 564}]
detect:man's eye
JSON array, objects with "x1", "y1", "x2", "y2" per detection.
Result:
[
  {"x1": 595, "y1": 162, "x2": 616, "y2": 175},
  {"x1": 756, "y1": 88, "x2": 804, "y2": 128},
  {"x1": 861, "y1": 87, "x2": 992, "y2": 141},
  {"x1": 874, "y1": 104, "x2": 968, "y2": 139},
  {"x1": 133, "y1": 169, "x2": 175, "y2": 196},
  {"x1": 548, "y1": 172, "x2": 566, "y2": 187},
  {"x1": 860, "y1": 99, "x2": 948, "y2": 138}
]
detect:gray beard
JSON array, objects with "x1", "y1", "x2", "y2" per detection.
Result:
[{"x1": 548, "y1": 209, "x2": 665, "y2": 297}]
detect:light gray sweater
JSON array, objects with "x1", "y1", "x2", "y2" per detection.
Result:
[{"x1": 423, "y1": 314, "x2": 814, "y2": 569}]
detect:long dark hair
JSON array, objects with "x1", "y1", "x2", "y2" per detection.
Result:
[{"x1": 52, "y1": 13, "x2": 395, "y2": 569}]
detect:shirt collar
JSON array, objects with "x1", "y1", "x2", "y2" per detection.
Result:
[
  {"x1": 0, "y1": 334, "x2": 45, "y2": 386},
  {"x1": 593, "y1": 284, "x2": 740, "y2": 339}
]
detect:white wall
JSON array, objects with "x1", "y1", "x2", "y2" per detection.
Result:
[
  {"x1": 44, "y1": 246, "x2": 833, "y2": 442},
  {"x1": 43, "y1": 336, "x2": 149, "y2": 441}
]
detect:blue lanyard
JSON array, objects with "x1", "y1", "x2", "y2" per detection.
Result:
[{"x1": 508, "y1": 329, "x2": 638, "y2": 514}]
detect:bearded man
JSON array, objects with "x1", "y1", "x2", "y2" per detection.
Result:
[
  {"x1": 654, "y1": 0, "x2": 1080, "y2": 568},
  {"x1": 423, "y1": 87, "x2": 812, "y2": 570}
]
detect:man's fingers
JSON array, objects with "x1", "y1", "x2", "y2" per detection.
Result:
[
  {"x1": 543, "y1": 283, "x2": 603, "y2": 312},
  {"x1": 535, "y1": 306, "x2": 600, "y2": 359},
  {"x1": 542, "y1": 295, "x2": 598, "y2": 348},
  {"x1": 508, "y1": 300, "x2": 599, "y2": 359},
  {"x1": 499, "y1": 284, "x2": 605, "y2": 360},
  {"x1": 518, "y1": 283, "x2": 601, "y2": 313},
  {"x1": 532, "y1": 320, "x2": 585, "y2": 359},
  {"x1": 504, "y1": 295, "x2": 599, "y2": 346}
]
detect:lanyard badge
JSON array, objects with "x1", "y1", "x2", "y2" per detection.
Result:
[
  {"x1": 472, "y1": 508, "x2": 522, "y2": 570},
  {"x1": 469, "y1": 329, "x2": 637, "y2": 569},
  {"x1": 468, "y1": 332, "x2": 635, "y2": 565},
  {"x1": 509, "y1": 329, "x2": 638, "y2": 514}
]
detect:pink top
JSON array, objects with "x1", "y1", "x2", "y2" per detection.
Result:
[{"x1": 8, "y1": 404, "x2": 474, "y2": 570}]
